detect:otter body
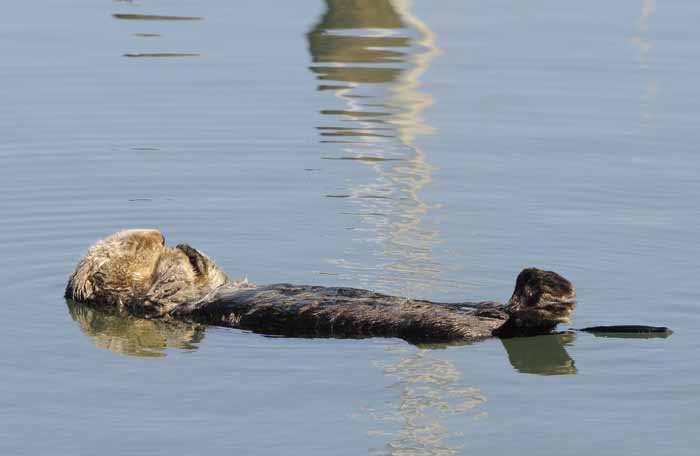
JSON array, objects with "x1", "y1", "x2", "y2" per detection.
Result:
[{"x1": 66, "y1": 229, "x2": 578, "y2": 343}]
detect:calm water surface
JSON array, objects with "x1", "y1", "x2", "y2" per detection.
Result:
[{"x1": 2, "y1": 1, "x2": 699, "y2": 454}]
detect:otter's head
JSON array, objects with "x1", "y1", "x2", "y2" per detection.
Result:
[
  {"x1": 496, "y1": 268, "x2": 576, "y2": 337},
  {"x1": 66, "y1": 229, "x2": 229, "y2": 316}
]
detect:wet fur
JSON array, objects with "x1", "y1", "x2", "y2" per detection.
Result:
[{"x1": 66, "y1": 229, "x2": 230, "y2": 316}]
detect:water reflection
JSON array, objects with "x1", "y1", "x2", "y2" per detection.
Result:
[
  {"x1": 112, "y1": 14, "x2": 202, "y2": 21},
  {"x1": 363, "y1": 335, "x2": 578, "y2": 454},
  {"x1": 66, "y1": 299, "x2": 204, "y2": 357},
  {"x1": 583, "y1": 330, "x2": 671, "y2": 339},
  {"x1": 630, "y1": 0, "x2": 656, "y2": 123},
  {"x1": 501, "y1": 333, "x2": 577, "y2": 375},
  {"x1": 368, "y1": 346, "x2": 487, "y2": 455},
  {"x1": 308, "y1": 0, "x2": 445, "y2": 296},
  {"x1": 113, "y1": 9, "x2": 202, "y2": 58},
  {"x1": 123, "y1": 53, "x2": 199, "y2": 58},
  {"x1": 631, "y1": 0, "x2": 654, "y2": 63}
]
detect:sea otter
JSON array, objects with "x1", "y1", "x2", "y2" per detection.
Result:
[{"x1": 65, "y1": 229, "x2": 583, "y2": 343}]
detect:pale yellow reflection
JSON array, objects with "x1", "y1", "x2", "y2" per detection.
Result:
[
  {"x1": 630, "y1": 0, "x2": 656, "y2": 123},
  {"x1": 308, "y1": 0, "x2": 447, "y2": 297},
  {"x1": 366, "y1": 346, "x2": 487, "y2": 456},
  {"x1": 66, "y1": 299, "x2": 205, "y2": 357},
  {"x1": 631, "y1": 0, "x2": 654, "y2": 62}
]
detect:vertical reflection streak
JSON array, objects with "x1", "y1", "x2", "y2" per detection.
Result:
[
  {"x1": 384, "y1": 0, "x2": 440, "y2": 297},
  {"x1": 366, "y1": 345, "x2": 487, "y2": 456},
  {"x1": 309, "y1": 0, "x2": 449, "y2": 297},
  {"x1": 307, "y1": 5, "x2": 481, "y2": 454},
  {"x1": 631, "y1": 0, "x2": 656, "y2": 123}
]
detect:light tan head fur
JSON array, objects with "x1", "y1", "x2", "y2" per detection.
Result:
[{"x1": 66, "y1": 229, "x2": 230, "y2": 316}]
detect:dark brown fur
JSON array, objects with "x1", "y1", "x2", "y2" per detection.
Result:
[{"x1": 66, "y1": 229, "x2": 576, "y2": 343}]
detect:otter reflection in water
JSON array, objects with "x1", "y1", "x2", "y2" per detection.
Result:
[
  {"x1": 67, "y1": 299, "x2": 204, "y2": 357},
  {"x1": 501, "y1": 333, "x2": 577, "y2": 375}
]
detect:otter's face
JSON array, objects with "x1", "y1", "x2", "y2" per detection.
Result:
[
  {"x1": 499, "y1": 268, "x2": 577, "y2": 337},
  {"x1": 66, "y1": 229, "x2": 229, "y2": 315}
]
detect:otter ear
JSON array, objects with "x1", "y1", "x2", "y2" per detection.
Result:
[
  {"x1": 497, "y1": 268, "x2": 576, "y2": 337},
  {"x1": 176, "y1": 244, "x2": 209, "y2": 277}
]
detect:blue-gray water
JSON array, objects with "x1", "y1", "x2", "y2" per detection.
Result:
[{"x1": 1, "y1": 0, "x2": 698, "y2": 454}]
